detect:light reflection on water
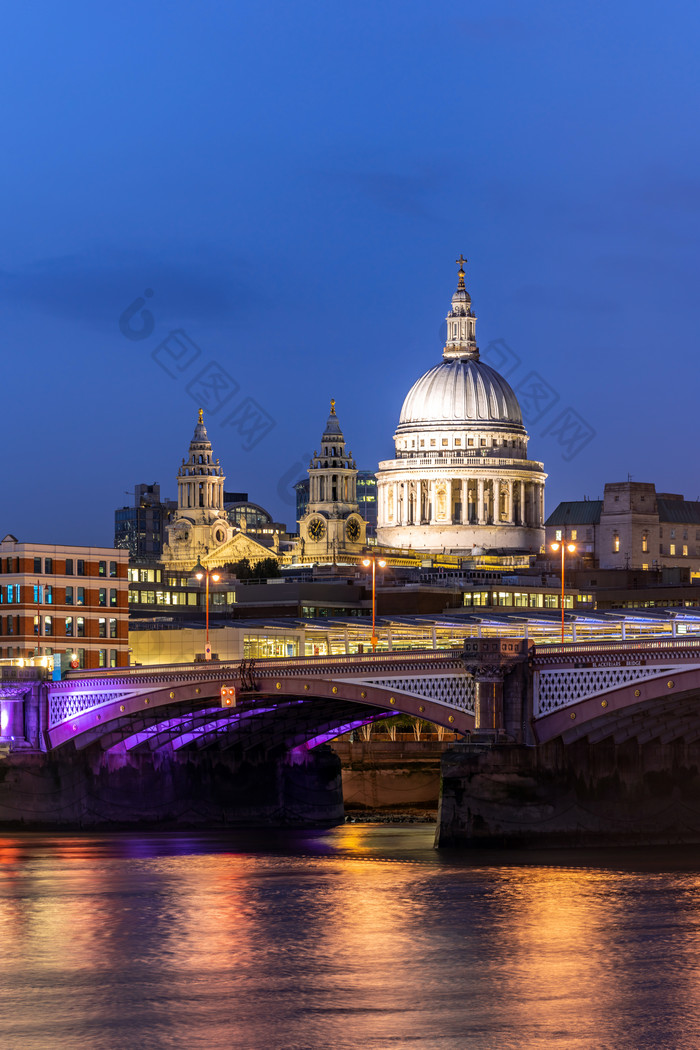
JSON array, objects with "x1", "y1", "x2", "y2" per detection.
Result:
[{"x1": 2, "y1": 828, "x2": 700, "y2": 1049}]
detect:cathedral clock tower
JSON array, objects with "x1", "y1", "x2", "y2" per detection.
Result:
[{"x1": 299, "y1": 400, "x2": 366, "y2": 560}]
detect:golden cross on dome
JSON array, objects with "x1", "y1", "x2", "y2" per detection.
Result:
[
  {"x1": 198, "y1": 408, "x2": 204, "y2": 424},
  {"x1": 330, "y1": 398, "x2": 336, "y2": 414},
  {"x1": 455, "y1": 254, "x2": 467, "y2": 272}
]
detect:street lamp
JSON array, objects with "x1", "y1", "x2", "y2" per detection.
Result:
[
  {"x1": 361, "y1": 553, "x2": 387, "y2": 652},
  {"x1": 550, "y1": 538, "x2": 576, "y2": 643},
  {"x1": 195, "y1": 565, "x2": 221, "y2": 660}
]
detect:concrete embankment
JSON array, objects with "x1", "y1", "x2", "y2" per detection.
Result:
[{"x1": 331, "y1": 739, "x2": 453, "y2": 814}]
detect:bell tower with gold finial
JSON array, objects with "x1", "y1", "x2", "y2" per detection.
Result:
[
  {"x1": 298, "y1": 399, "x2": 366, "y2": 560},
  {"x1": 161, "y1": 408, "x2": 235, "y2": 569}
]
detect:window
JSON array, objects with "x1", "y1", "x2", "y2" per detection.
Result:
[
  {"x1": 98, "y1": 649, "x2": 107, "y2": 667},
  {"x1": 430, "y1": 439, "x2": 436, "y2": 447},
  {"x1": 34, "y1": 615, "x2": 40, "y2": 635},
  {"x1": 109, "y1": 618, "x2": 117, "y2": 639},
  {"x1": 77, "y1": 588, "x2": 85, "y2": 605},
  {"x1": 77, "y1": 649, "x2": 85, "y2": 669},
  {"x1": 642, "y1": 564, "x2": 649, "y2": 571},
  {"x1": 6, "y1": 616, "x2": 13, "y2": 634},
  {"x1": 642, "y1": 532, "x2": 649, "y2": 553},
  {"x1": 98, "y1": 560, "x2": 106, "y2": 576},
  {"x1": 671, "y1": 529, "x2": 676, "y2": 539},
  {"x1": 77, "y1": 560, "x2": 85, "y2": 576},
  {"x1": 109, "y1": 588, "x2": 117, "y2": 607},
  {"x1": 45, "y1": 585, "x2": 53, "y2": 604},
  {"x1": 44, "y1": 616, "x2": 52, "y2": 637},
  {"x1": 441, "y1": 438, "x2": 448, "y2": 446},
  {"x1": 670, "y1": 544, "x2": 676, "y2": 556},
  {"x1": 98, "y1": 618, "x2": 106, "y2": 638},
  {"x1": 65, "y1": 617, "x2": 74, "y2": 637},
  {"x1": 65, "y1": 559, "x2": 74, "y2": 575},
  {"x1": 683, "y1": 545, "x2": 688, "y2": 557},
  {"x1": 613, "y1": 532, "x2": 620, "y2": 552},
  {"x1": 65, "y1": 587, "x2": 73, "y2": 605},
  {"x1": 77, "y1": 616, "x2": 85, "y2": 637},
  {"x1": 455, "y1": 438, "x2": 461, "y2": 446},
  {"x1": 33, "y1": 557, "x2": 41, "y2": 572},
  {"x1": 571, "y1": 530, "x2": 578, "y2": 541},
  {"x1": 45, "y1": 558, "x2": 53, "y2": 573},
  {"x1": 99, "y1": 588, "x2": 106, "y2": 607},
  {"x1": 468, "y1": 438, "x2": 474, "y2": 446},
  {"x1": 109, "y1": 649, "x2": 118, "y2": 668},
  {"x1": 555, "y1": 529, "x2": 562, "y2": 541},
  {"x1": 480, "y1": 439, "x2": 486, "y2": 447}
]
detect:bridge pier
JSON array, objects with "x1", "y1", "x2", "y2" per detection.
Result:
[
  {"x1": 436, "y1": 739, "x2": 700, "y2": 848},
  {"x1": 0, "y1": 745, "x2": 343, "y2": 829}
]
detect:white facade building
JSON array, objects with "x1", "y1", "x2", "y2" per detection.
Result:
[{"x1": 377, "y1": 260, "x2": 546, "y2": 554}]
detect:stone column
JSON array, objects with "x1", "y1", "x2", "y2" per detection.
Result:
[
  {"x1": 460, "y1": 478, "x2": 468, "y2": 524},
  {"x1": 477, "y1": 478, "x2": 485, "y2": 524},
  {"x1": 416, "y1": 479, "x2": 423, "y2": 524},
  {"x1": 507, "y1": 480, "x2": 514, "y2": 524},
  {"x1": 519, "y1": 480, "x2": 525, "y2": 525},
  {"x1": 473, "y1": 666, "x2": 505, "y2": 736}
]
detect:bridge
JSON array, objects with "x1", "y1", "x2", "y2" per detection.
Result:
[
  {"x1": 5, "y1": 638, "x2": 700, "y2": 843},
  {"x1": 3, "y1": 636, "x2": 700, "y2": 754}
]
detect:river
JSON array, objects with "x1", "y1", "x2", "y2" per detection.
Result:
[{"x1": 1, "y1": 825, "x2": 699, "y2": 1049}]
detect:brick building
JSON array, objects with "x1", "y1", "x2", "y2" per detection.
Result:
[{"x1": 0, "y1": 536, "x2": 129, "y2": 668}]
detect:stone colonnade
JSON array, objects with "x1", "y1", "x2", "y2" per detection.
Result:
[
  {"x1": 379, "y1": 476, "x2": 545, "y2": 528},
  {"x1": 178, "y1": 476, "x2": 224, "y2": 511}
]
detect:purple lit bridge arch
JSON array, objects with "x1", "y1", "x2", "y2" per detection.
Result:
[{"x1": 45, "y1": 650, "x2": 480, "y2": 755}]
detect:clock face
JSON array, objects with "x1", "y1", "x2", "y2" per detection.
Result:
[
  {"x1": 346, "y1": 517, "x2": 361, "y2": 542},
  {"x1": 308, "y1": 517, "x2": 326, "y2": 541}
]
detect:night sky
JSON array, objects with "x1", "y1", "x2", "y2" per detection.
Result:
[{"x1": 3, "y1": 1, "x2": 700, "y2": 545}]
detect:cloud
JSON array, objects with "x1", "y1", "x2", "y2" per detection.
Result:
[
  {"x1": 330, "y1": 168, "x2": 443, "y2": 220},
  {"x1": 0, "y1": 246, "x2": 261, "y2": 328}
]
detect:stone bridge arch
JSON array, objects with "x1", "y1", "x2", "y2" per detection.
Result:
[{"x1": 45, "y1": 651, "x2": 478, "y2": 755}]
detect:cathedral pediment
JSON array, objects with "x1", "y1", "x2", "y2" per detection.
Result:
[{"x1": 202, "y1": 531, "x2": 276, "y2": 568}]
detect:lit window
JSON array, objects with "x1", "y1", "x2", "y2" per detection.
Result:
[
  {"x1": 555, "y1": 529, "x2": 562, "y2": 541},
  {"x1": 98, "y1": 618, "x2": 106, "y2": 638},
  {"x1": 77, "y1": 588, "x2": 85, "y2": 605},
  {"x1": 109, "y1": 618, "x2": 117, "y2": 639},
  {"x1": 455, "y1": 438, "x2": 461, "y2": 446},
  {"x1": 65, "y1": 617, "x2": 73, "y2": 637},
  {"x1": 110, "y1": 649, "x2": 118, "y2": 668},
  {"x1": 430, "y1": 439, "x2": 436, "y2": 447},
  {"x1": 99, "y1": 589, "x2": 106, "y2": 607},
  {"x1": 99, "y1": 561, "x2": 106, "y2": 576},
  {"x1": 642, "y1": 533, "x2": 648, "y2": 552},
  {"x1": 468, "y1": 438, "x2": 474, "y2": 446},
  {"x1": 683, "y1": 545, "x2": 688, "y2": 557},
  {"x1": 110, "y1": 589, "x2": 117, "y2": 607},
  {"x1": 571, "y1": 530, "x2": 577, "y2": 540},
  {"x1": 98, "y1": 650, "x2": 107, "y2": 667},
  {"x1": 44, "y1": 616, "x2": 52, "y2": 636},
  {"x1": 441, "y1": 439, "x2": 448, "y2": 446},
  {"x1": 670, "y1": 544, "x2": 676, "y2": 556},
  {"x1": 613, "y1": 533, "x2": 620, "y2": 552}
]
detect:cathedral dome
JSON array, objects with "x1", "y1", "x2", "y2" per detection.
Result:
[{"x1": 398, "y1": 358, "x2": 522, "y2": 430}]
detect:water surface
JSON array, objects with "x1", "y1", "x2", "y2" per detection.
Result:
[{"x1": 1, "y1": 826, "x2": 699, "y2": 1049}]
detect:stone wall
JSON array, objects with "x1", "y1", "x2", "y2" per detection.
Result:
[
  {"x1": 436, "y1": 740, "x2": 700, "y2": 848},
  {"x1": 0, "y1": 745, "x2": 343, "y2": 829}
]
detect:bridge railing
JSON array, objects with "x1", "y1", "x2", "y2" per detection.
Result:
[
  {"x1": 60, "y1": 647, "x2": 467, "y2": 683},
  {"x1": 534, "y1": 637, "x2": 700, "y2": 660}
]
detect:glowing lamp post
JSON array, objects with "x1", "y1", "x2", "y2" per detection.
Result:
[
  {"x1": 195, "y1": 567, "x2": 220, "y2": 660},
  {"x1": 361, "y1": 554, "x2": 386, "y2": 652},
  {"x1": 550, "y1": 539, "x2": 576, "y2": 643}
]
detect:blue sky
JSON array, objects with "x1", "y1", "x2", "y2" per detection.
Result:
[{"x1": 3, "y1": 0, "x2": 700, "y2": 543}]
